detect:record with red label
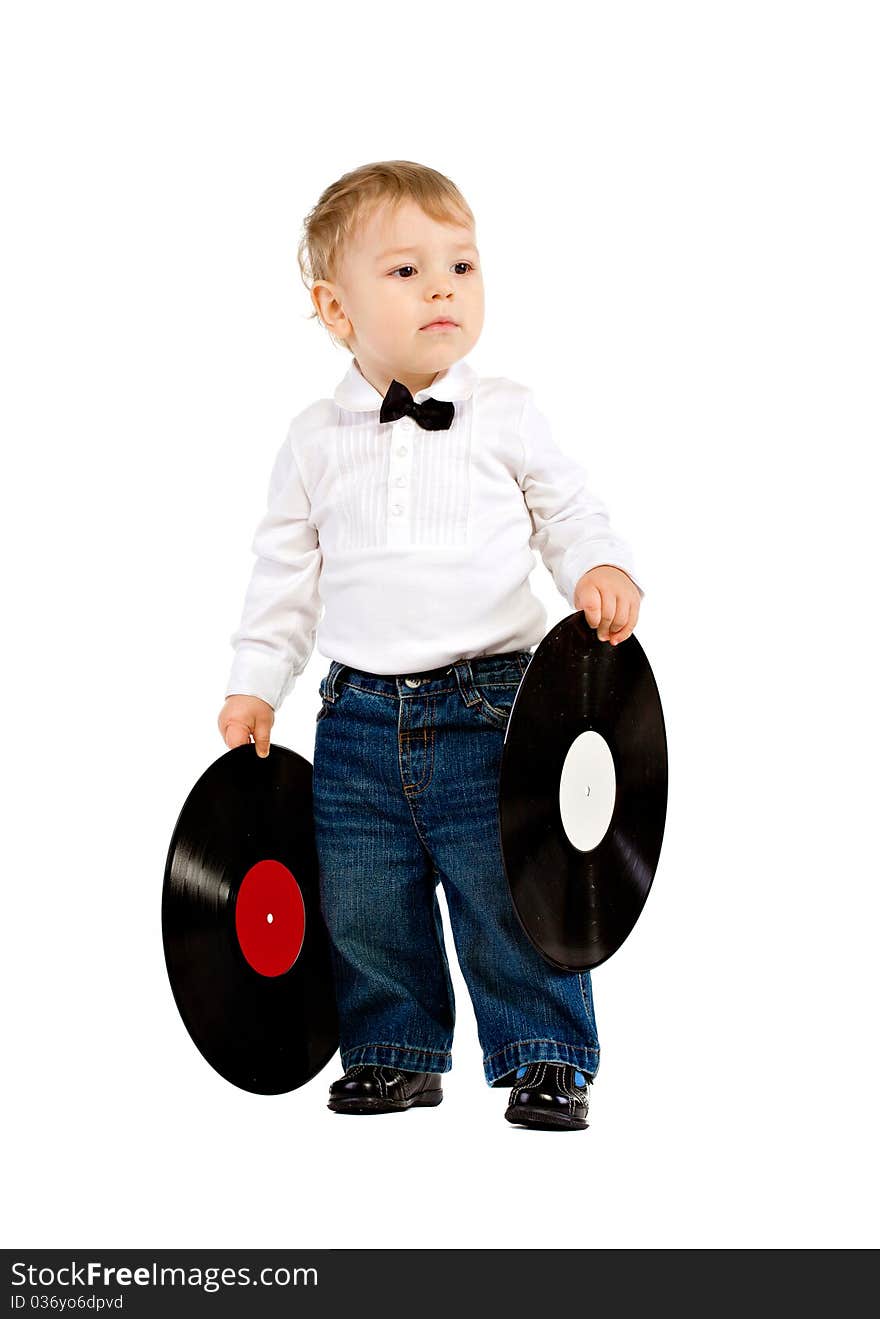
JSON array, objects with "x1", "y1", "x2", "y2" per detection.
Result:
[
  {"x1": 162, "y1": 743, "x2": 338, "y2": 1094},
  {"x1": 499, "y1": 613, "x2": 668, "y2": 972}
]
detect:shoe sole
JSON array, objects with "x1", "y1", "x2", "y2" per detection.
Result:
[
  {"x1": 328, "y1": 1090, "x2": 443, "y2": 1115},
  {"x1": 504, "y1": 1106, "x2": 588, "y2": 1131}
]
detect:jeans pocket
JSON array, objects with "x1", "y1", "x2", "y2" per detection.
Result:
[
  {"x1": 316, "y1": 672, "x2": 350, "y2": 722},
  {"x1": 473, "y1": 684, "x2": 519, "y2": 730}
]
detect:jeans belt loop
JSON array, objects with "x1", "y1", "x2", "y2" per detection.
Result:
[
  {"x1": 452, "y1": 658, "x2": 481, "y2": 709},
  {"x1": 325, "y1": 659, "x2": 345, "y2": 703}
]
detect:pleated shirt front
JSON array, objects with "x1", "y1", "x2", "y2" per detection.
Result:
[{"x1": 225, "y1": 355, "x2": 644, "y2": 710}]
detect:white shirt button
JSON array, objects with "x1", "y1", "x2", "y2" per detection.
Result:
[
  {"x1": 396, "y1": 445, "x2": 408, "y2": 457},
  {"x1": 394, "y1": 476, "x2": 406, "y2": 487},
  {"x1": 391, "y1": 504, "x2": 404, "y2": 516},
  {"x1": 400, "y1": 418, "x2": 414, "y2": 431}
]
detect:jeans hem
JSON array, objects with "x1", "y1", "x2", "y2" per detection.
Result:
[
  {"x1": 340, "y1": 1043, "x2": 453, "y2": 1074},
  {"x1": 483, "y1": 1040, "x2": 600, "y2": 1087}
]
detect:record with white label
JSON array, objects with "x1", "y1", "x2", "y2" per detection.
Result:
[{"x1": 499, "y1": 613, "x2": 667, "y2": 971}]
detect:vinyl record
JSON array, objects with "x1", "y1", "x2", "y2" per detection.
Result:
[
  {"x1": 499, "y1": 613, "x2": 667, "y2": 971},
  {"x1": 162, "y1": 743, "x2": 338, "y2": 1094}
]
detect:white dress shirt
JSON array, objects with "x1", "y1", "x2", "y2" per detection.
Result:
[{"x1": 225, "y1": 355, "x2": 645, "y2": 710}]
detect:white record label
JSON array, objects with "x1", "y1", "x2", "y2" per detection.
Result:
[{"x1": 558, "y1": 730, "x2": 617, "y2": 852}]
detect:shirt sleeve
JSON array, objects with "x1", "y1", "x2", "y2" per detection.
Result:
[
  {"x1": 517, "y1": 388, "x2": 646, "y2": 606},
  {"x1": 224, "y1": 428, "x2": 323, "y2": 711}
]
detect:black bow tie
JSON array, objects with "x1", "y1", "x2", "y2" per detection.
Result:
[{"x1": 379, "y1": 379, "x2": 455, "y2": 431}]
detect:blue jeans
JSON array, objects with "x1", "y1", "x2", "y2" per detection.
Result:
[{"x1": 311, "y1": 650, "x2": 599, "y2": 1087}]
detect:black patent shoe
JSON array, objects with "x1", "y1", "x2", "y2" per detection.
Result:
[
  {"x1": 504, "y1": 1062, "x2": 592, "y2": 1130},
  {"x1": 328, "y1": 1065, "x2": 444, "y2": 1115}
]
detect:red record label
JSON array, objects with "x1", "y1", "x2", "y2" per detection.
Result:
[{"x1": 234, "y1": 858, "x2": 306, "y2": 977}]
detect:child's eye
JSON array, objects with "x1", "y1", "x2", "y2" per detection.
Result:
[{"x1": 391, "y1": 262, "x2": 476, "y2": 279}]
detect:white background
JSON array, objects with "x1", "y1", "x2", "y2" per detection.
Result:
[{"x1": 2, "y1": 1, "x2": 877, "y2": 1250}]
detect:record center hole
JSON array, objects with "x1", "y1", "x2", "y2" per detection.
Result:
[{"x1": 266, "y1": 912, "x2": 274, "y2": 924}]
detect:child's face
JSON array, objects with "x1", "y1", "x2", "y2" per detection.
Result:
[{"x1": 313, "y1": 198, "x2": 484, "y2": 379}]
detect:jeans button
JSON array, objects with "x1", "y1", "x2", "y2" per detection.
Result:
[{"x1": 405, "y1": 677, "x2": 422, "y2": 688}]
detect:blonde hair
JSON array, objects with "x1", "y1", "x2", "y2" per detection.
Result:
[{"x1": 296, "y1": 160, "x2": 474, "y2": 354}]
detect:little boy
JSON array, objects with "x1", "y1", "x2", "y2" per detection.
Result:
[{"x1": 217, "y1": 160, "x2": 644, "y2": 1130}]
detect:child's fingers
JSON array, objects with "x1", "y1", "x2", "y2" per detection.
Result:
[
  {"x1": 595, "y1": 591, "x2": 618, "y2": 641},
  {"x1": 253, "y1": 716, "x2": 273, "y2": 759},
  {"x1": 578, "y1": 583, "x2": 604, "y2": 630},
  {"x1": 608, "y1": 602, "x2": 632, "y2": 644},
  {"x1": 575, "y1": 585, "x2": 601, "y2": 630},
  {"x1": 223, "y1": 718, "x2": 252, "y2": 749},
  {"x1": 610, "y1": 600, "x2": 640, "y2": 645}
]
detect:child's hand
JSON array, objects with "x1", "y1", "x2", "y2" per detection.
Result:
[
  {"x1": 573, "y1": 565, "x2": 641, "y2": 645},
  {"x1": 217, "y1": 694, "x2": 275, "y2": 758}
]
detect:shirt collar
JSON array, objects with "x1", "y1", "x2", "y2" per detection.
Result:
[{"x1": 333, "y1": 355, "x2": 478, "y2": 413}]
